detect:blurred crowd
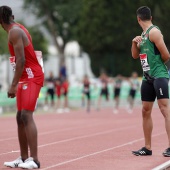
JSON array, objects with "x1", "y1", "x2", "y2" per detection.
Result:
[{"x1": 44, "y1": 64, "x2": 141, "y2": 114}]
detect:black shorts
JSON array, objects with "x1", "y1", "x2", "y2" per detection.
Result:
[
  {"x1": 47, "y1": 89, "x2": 55, "y2": 100},
  {"x1": 114, "y1": 88, "x2": 121, "y2": 98},
  {"x1": 100, "y1": 88, "x2": 109, "y2": 100},
  {"x1": 83, "y1": 91, "x2": 90, "y2": 100},
  {"x1": 141, "y1": 78, "x2": 169, "y2": 101},
  {"x1": 129, "y1": 89, "x2": 136, "y2": 99}
]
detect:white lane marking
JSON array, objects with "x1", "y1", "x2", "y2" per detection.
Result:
[
  {"x1": 41, "y1": 132, "x2": 165, "y2": 170},
  {"x1": 0, "y1": 125, "x2": 137, "y2": 156},
  {"x1": 0, "y1": 123, "x2": 104, "y2": 142},
  {"x1": 152, "y1": 160, "x2": 170, "y2": 170},
  {"x1": 38, "y1": 125, "x2": 137, "y2": 148}
]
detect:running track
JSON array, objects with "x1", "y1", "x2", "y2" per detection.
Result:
[{"x1": 0, "y1": 107, "x2": 169, "y2": 170}]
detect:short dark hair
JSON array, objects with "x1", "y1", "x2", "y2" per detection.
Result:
[
  {"x1": 0, "y1": 6, "x2": 13, "y2": 24},
  {"x1": 136, "y1": 6, "x2": 151, "y2": 21}
]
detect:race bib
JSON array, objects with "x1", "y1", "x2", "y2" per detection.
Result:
[
  {"x1": 9, "y1": 56, "x2": 16, "y2": 71},
  {"x1": 140, "y1": 53, "x2": 150, "y2": 72},
  {"x1": 35, "y1": 51, "x2": 44, "y2": 73}
]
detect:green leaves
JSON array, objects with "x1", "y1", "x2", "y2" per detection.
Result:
[{"x1": 0, "y1": 27, "x2": 8, "y2": 54}]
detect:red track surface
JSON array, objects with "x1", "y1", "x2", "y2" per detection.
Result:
[{"x1": 0, "y1": 107, "x2": 169, "y2": 170}]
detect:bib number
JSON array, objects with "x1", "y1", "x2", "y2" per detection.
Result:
[
  {"x1": 140, "y1": 53, "x2": 150, "y2": 72},
  {"x1": 35, "y1": 51, "x2": 44, "y2": 73},
  {"x1": 9, "y1": 56, "x2": 16, "y2": 71}
]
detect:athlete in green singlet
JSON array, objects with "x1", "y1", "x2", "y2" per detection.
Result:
[{"x1": 131, "y1": 6, "x2": 170, "y2": 156}]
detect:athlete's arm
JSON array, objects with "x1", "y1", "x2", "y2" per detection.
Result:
[
  {"x1": 131, "y1": 36, "x2": 142, "y2": 59},
  {"x1": 8, "y1": 28, "x2": 25, "y2": 98},
  {"x1": 149, "y1": 28, "x2": 170, "y2": 63}
]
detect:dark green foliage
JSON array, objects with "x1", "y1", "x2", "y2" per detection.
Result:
[
  {"x1": 23, "y1": 0, "x2": 170, "y2": 76},
  {"x1": 28, "y1": 26, "x2": 48, "y2": 60},
  {"x1": 0, "y1": 27, "x2": 8, "y2": 54},
  {"x1": 76, "y1": 0, "x2": 169, "y2": 76}
]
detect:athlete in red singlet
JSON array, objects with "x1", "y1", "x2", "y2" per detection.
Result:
[{"x1": 0, "y1": 6, "x2": 43, "y2": 169}]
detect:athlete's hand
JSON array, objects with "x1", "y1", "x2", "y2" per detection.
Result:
[
  {"x1": 132, "y1": 36, "x2": 142, "y2": 44},
  {"x1": 8, "y1": 85, "x2": 17, "y2": 98}
]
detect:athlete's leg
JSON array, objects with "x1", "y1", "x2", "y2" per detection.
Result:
[
  {"x1": 56, "y1": 96, "x2": 61, "y2": 108},
  {"x1": 97, "y1": 90, "x2": 103, "y2": 110},
  {"x1": 129, "y1": 92, "x2": 136, "y2": 110},
  {"x1": 50, "y1": 90, "x2": 55, "y2": 106},
  {"x1": 142, "y1": 101, "x2": 154, "y2": 150},
  {"x1": 16, "y1": 111, "x2": 29, "y2": 160},
  {"x1": 21, "y1": 110, "x2": 39, "y2": 162},
  {"x1": 45, "y1": 90, "x2": 49, "y2": 105},
  {"x1": 155, "y1": 78, "x2": 170, "y2": 147},
  {"x1": 141, "y1": 80, "x2": 156, "y2": 150},
  {"x1": 157, "y1": 99, "x2": 170, "y2": 147},
  {"x1": 114, "y1": 96, "x2": 119, "y2": 109},
  {"x1": 97, "y1": 95, "x2": 102, "y2": 110},
  {"x1": 64, "y1": 93, "x2": 69, "y2": 108},
  {"x1": 82, "y1": 92, "x2": 85, "y2": 107},
  {"x1": 20, "y1": 82, "x2": 41, "y2": 163},
  {"x1": 87, "y1": 92, "x2": 91, "y2": 112},
  {"x1": 16, "y1": 84, "x2": 29, "y2": 160}
]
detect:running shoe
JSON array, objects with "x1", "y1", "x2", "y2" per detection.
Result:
[
  {"x1": 132, "y1": 147, "x2": 152, "y2": 156},
  {"x1": 4, "y1": 156, "x2": 24, "y2": 168},
  {"x1": 18, "y1": 157, "x2": 40, "y2": 169},
  {"x1": 163, "y1": 148, "x2": 170, "y2": 157}
]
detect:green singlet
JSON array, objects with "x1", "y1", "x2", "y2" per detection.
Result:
[{"x1": 139, "y1": 25, "x2": 169, "y2": 79}]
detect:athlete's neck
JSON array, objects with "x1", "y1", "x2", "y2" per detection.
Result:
[
  {"x1": 6, "y1": 21, "x2": 16, "y2": 33},
  {"x1": 141, "y1": 21, "x2": 153, "y2": 33}
]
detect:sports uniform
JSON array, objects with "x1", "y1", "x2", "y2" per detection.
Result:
[
  {"x1": 129, "y1": 78, "x2": 139, "y2": 99},
  {"x1": 55, "y1": 78, "x2": 62, "y2": 98},
  {"x1": 100, "y1": 79, "x2": 109, "y2": 100},
  {"x1": 140, "y1": 25, "x2": 169, "y2": 101},
  {"x1": 8, "y1": 23, "x2": 44, "y2": 111},
  {"x1": 114, "y1": 78, "x2": 122, "y2": 98},
  {"x1": 82, "y1": 79, "x2": 90, "y2": 100},
  {"x1": 45, "y1": 76, "x2": 55, "y2": 99},
  {"x1": 62, "y1": 80, "x2": 69, "y2": 96}
]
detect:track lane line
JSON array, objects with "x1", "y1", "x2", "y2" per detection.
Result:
[
  {"x1": 0, "y1": 123, "x2": 105, "y2": 142},
  {"x1": 40, "y1": 132, "x2": 165, "y2": 170},
  {"x1": 152, "y1": 160, "x2": 170, "y2": 170},
  {"x1": 0, "y1": 125, "x2": 137, "y2": 156}
]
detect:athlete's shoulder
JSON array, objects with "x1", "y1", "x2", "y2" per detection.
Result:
[
  {"x1": 149, "y1": 26, "x2": 163, "y2": 42},
  {"x1": 8, "y1": 26, "x2": 23, "y2": 43}
]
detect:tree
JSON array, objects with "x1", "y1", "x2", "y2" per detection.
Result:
[
  {"x1": 28, "y1": 26, "x2": 48, "y2": 60},
  {"x1": 0, "y1": 23, "x2": 48, "y2": 59},
  {"x1": 0, "y1": 27, "x2": 8, "y2": 54},
  {"x1": 75, "y1": 0, "x2": 167, "y2": 76},
  {"x1": 23, "y1": 0, "x2": 82, "y2": 65}
]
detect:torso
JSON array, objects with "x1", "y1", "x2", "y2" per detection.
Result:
[
  {"x1": 139, "y1": 25, "x2": 169, "y2": 79},
  {"x1": 8, "y1": 23, "x2": 44, "y2": 86}
]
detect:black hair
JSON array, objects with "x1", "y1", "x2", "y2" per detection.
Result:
[
  {"x1": 136, "y1": 6, "x2": 151, "y2": 21},
  {"x1": 0, "y1": 6, "x2": 13, "y2": 24}
]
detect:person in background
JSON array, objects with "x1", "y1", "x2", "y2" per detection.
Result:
[
  {"x1": 44, "y1": 71, "x2": 55, "y2": 109},
  {"x1": 82, "y1": 75, "x2": 91, "y2": 112},
  {"x1": 59, "y1": 62, "x2": 67, "y2": 81},
  {"x1": 61, "y1": 77, "x2": 70, "y2": 113},
  {"x1": 97, "y1": 72, "x2": 110, "y2": 111},
  {"x1": 55, "y1": 77, "x2": 63, "y2": 113},
  {"x1": 127, "y1": 72, "x2": 140, "y2": 113},
  {"x1": 113, "y1": 74, "x2": 123, "y2": 114},
  {"x1": 0, "y1": 5, "x2": 44, "y2": 169}
]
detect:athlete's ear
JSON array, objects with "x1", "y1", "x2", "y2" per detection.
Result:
[
  {"x1": 150, "y1": 16, "x2": 152, "y2": 21},
  {"x1": 137, "y1": 16, "x2": 140, "y2": 23},
  {"x1": 12, "y1": 15, "x2": 14, "y2": 20}
]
